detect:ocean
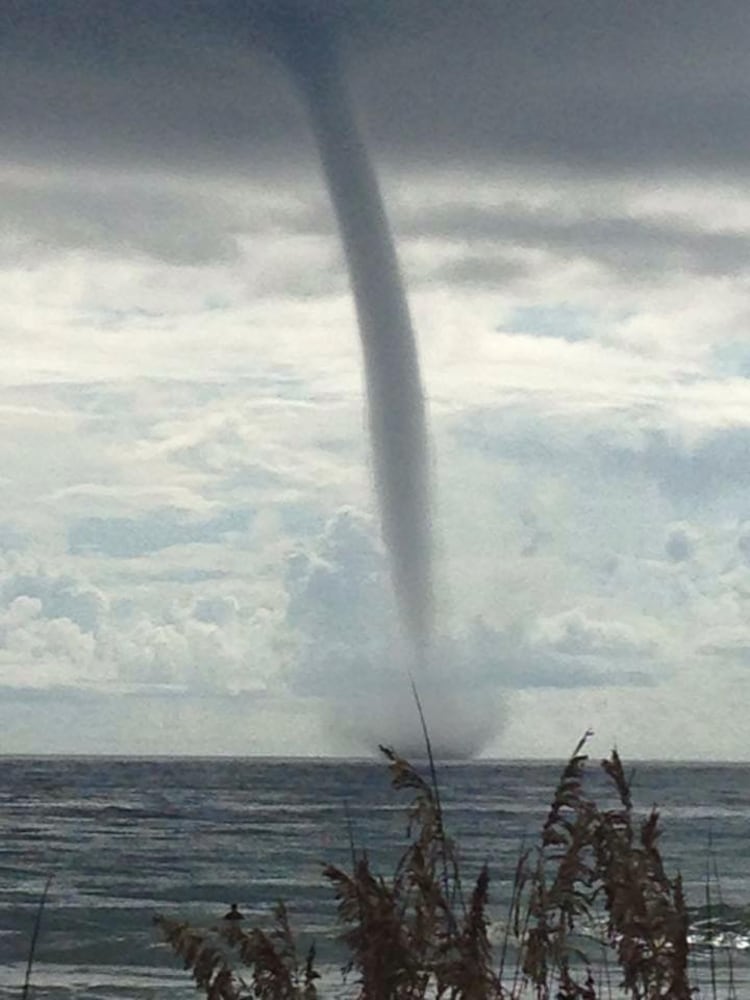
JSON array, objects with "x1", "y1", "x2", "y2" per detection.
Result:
[{"x1": 0, "y1": 756, "x2": 748, "y2": 998}]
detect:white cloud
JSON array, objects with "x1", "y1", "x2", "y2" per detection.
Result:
[{"x1": 531, "y1": 609, "x2": 657, "y2": 660}]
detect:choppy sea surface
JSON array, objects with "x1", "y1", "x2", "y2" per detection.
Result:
[{"x1": 1, "y1": 756, "x2": 748, "y2": 998}]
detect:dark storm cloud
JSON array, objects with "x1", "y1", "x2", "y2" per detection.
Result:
[
  {"x1": 427, "y1": 252, "x2": 527, "y2": 290},
  {"x1": 7, "y1": 168, "x2": 750, "y2": 279},
  {"x1": 402, "y1": 205, "x2": 750, "y2": 281},
  {"x1": 0, "y1": 174, "x2": 239, "y2": 264},
  {"x1": 2, "y1": 0, "x2": 748, "y2": 174}
]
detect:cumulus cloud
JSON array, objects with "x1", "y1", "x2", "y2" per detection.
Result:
[
  {"x1": 0, "y1": 562, "x2": 280, "y2": 701},
  {"x1": 2, "y1": 572, "x2": 105, "y2": 632},
  {"x1": 285, "y1": 508, "x2": 392, "y2": 639},
  {"x1": 0, "y1": 593, "x2": 98, "y2": 689},
  {"x1": 531, "y1": 609, "x2": 657, "y2": 661}
]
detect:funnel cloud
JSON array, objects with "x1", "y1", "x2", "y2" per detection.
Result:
[{"x1": 270, "y1": 15, "x2": 435, "y2": 649}]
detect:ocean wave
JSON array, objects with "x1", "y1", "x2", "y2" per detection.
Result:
[
  {"x1": 688, "y1": 903, "x2": 750, "y2": 951},
  {"x1": 487, "y1": 905, "x2": 750, "y2": 956}
]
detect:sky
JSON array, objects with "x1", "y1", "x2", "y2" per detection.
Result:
[{"x1": 2, "y1": 0, "x2": 750, "y2": 759}]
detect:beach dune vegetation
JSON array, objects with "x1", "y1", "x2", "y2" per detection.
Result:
[{"x1": 155, "y1": 736, "x2": 722, "y2": 999}]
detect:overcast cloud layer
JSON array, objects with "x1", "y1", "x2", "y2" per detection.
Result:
[{"x1": 2, "y1": 0, "x2": 750, "y2": 758}]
